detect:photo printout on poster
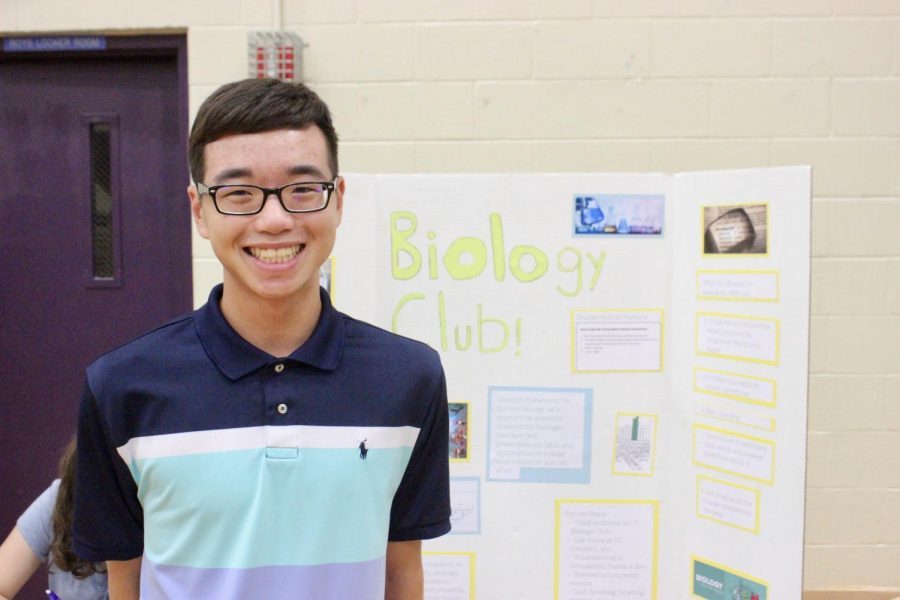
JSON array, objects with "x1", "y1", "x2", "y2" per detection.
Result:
[
  {"x1": 557, "y1": 501, "x2": 657, "y2": 599},
  {"x1": 697, "y1": 270, "x2": 779, "y2": 302},
  {"x1": 696, "y1": 313, "x2": 779, "y2": 365},
  {"x1": 613, "y1": 414, "x2": 657, "y2": 476},
  {"x1": 573, "y1": 310, "x2": 663, "y2": 372},
  {"x1": 449, "y1": 478, "x2": 480, "y2": 535},
  {"x1": 423, "y1": 553, "x2": 474, "y2": 600},
  {"x1": 487, "y1": 387, "x2": 592, "y2": 483},
  {"x1": 693, "y1": 424, "x2": 775, "y2": 484},
  {"x1": 697, "y1": 476, "x2": 760, "y2": 533}
]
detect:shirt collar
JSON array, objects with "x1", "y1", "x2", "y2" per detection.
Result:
[{"x1": 193, "y1": 284, "x2": 344, "y2": 380}]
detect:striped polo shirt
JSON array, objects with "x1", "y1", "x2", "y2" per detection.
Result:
[{"x1": 73, "y1": 285, "x2": 451, "y2": 599}]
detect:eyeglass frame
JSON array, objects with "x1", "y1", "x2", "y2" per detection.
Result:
[{"x1": 194, "y1": 179, "x2": 339, "y2": 215}]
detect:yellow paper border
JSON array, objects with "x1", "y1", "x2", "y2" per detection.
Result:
[
  {"x1": 696, "y1": 269, "x2": 780, "y2": 302},
  {"x1": 423, "y1": 551, "x2": 476, "y2": 600},
  {"x1": 695, "y1": 312, "x2": 780, "y2": 366},
  {"x1": 570, "y1": 308, "x2": 665, "y2": 373},
  {"x1": 611, "y1": 412, "x2": 658, "y2": 477},
  {"x1": 554, "y1": 499, "x2": 659, "y2": 600},
  {"x1": 693, "y1": 367, "x2": 777, "y2": 408},
  {"x1": 692, "y1": 424, "x2": 776, "y2": 485},
  {"x1": 690, "y1": 554, "x2": 770, "y2": 599},
  {"x1": 700, "y1": 202, "x2": 770, "y2": 258},
  {"x1": 449, "y1": 400, "x2": 471, "y2": 464},
  {"x1": 695, "y1": 402, "x2": 776, "y2": 432},
  {"x1": 695, "y1": 475, "x2": 761, "y2": 534}
]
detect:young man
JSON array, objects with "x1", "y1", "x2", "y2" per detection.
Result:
[{"x1": 72, "y1": 79, "x2": 451, "y2": 599}]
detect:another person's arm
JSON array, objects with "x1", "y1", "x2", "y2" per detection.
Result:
[
  {"x1": 0, "y1": 526, "x2": 42, "y2": 600},
  {"x1": 107, "y1": 557, "x2": 141, "y2": 600},
  {"x1": 385, "y1": 540, "x2": 423, "y2": 600}
]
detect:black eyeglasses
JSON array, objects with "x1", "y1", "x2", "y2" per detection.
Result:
[{"x1": 196, "y1": 180, "x2": 337, "y2": 215}]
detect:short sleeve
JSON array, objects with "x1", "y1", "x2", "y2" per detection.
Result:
[
  {"x1": 16, "y1": 480, "x2": 60, "y2": 561},
  {"x1": 72, "y1": 379, "x2": 144, "y2": 561},
  {"x1": 388, "y1": 365, "x2": 452, "y2": 541}
]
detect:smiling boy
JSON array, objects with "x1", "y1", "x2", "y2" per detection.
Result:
[{"x1": 72, "y1": 79, "x2": 451, "y2": 600}]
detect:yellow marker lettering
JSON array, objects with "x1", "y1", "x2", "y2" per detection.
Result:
[
  {"x1": 588, "y1": 251, "x2": 606, "y2": 290},
  {"x1": 390, "y1": 212, "x2": 421, "y2": 280},
  {"x1": 478, "y1": 303, "x2": 509, "y2": 353},
  {"x1": 509, "y1": 245, "x2": 549, "y2": 283},
  {"x1": 490, "y1": 212, "x2": 506, "y2": 281},
  {"x1": 391, "y1": 292, "x2": 425, "y2": 334},
  {"x1": 556, "y1": 246, "x2": 583, "y2": 297},
  {"x1": 443, "y1": 237, "x2": 488, "y2": 280}
]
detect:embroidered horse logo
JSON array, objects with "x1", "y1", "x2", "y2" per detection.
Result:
[{"x1": 359, "y1": 439, "x2": 368, "y2": 460}]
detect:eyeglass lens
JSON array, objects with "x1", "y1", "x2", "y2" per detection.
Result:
[{"x1": 214, "y1": 183, "x2": 329, "y2": 214}]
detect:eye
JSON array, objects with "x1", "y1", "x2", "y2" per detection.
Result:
[
  {"x1": 286, "y1": 184, "x2": 323, "y2": 195},
  {"x1": 218, "y1": 185, "x2": 256, "y2": 199}
]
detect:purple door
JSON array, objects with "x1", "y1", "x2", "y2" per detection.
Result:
[{"x1": 0, "y1": 36, "x2": 191, "y2": 593}]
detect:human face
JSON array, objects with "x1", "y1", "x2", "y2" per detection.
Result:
[{"x1": 189, "y1": 127, "x2": 343, "y2": 309}]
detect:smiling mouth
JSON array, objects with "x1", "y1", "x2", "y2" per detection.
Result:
[{"x1": 248, "y1": 245, "x2": 303, "y2": 263}]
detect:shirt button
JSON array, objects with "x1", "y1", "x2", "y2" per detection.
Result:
[
  {"x1": 277, "y1": 403, "x2": 288, "y2": 415},
  {"x1": 274, "y1": 363, "x2": 285, "y2": 373}
]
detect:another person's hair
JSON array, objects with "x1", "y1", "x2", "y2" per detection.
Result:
[
  {"x1": 50, "y1": 439, "x2": 106, "y2": 578},
  {"x1": 188, "y1": 78, "x2": 339, "y2": 183}
]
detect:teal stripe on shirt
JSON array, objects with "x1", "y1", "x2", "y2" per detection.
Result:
[{"x1": 133, "y1": 446, "x2": 412, "y2": 569}]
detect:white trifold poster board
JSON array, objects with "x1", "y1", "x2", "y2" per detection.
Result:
[{"x1": 332, "y1": 167, "x2": 811, "y2": 600}]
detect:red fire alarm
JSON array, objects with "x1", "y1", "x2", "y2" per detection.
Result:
[{"x1": 247, "y1": 32, "x2": 303, "y2": 82}]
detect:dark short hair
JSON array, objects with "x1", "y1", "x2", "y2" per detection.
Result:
[{"x1": 188, "y1": 78, "x2": 339, "y2": 183}]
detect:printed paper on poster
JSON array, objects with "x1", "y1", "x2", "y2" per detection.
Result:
[
  {"x1": 423, "y1": 553, "x2": 475, "y2": 600},
  {"x1": 697, "y1": 476, "x2": 760, "y2": 533},
  {"x1": 449, "y1": 478, "x2": 480, "y2": 535},
  {"x1": 573, "y1": 309, "x2": 664, "y2": 372},
  {"x1": 693, "y1": 425, "x2": 775, "y2": 485},
  {"x1": 487, "y1": 387, "x2": 592, "y2": 483},
  {"x1": 556, "y1": 500, "x2": 658, "y2": 600},
  {"x1": 696, "y1": 313, "x2": 779, "y2": 365}
]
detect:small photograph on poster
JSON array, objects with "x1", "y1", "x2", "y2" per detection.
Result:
[
  {"x1": 573, "y1": 194, "x2": 664, "y2": 236},
  {"x1": 613, "y1": 413, "x2": 657, "y2": 476},
  {"x1": 449, "y1": 402, "x2": 469, "y2": 461},
  {"x1": 702, "y1": 203, "x2": 768, "y2": 255},
  {"x1": 424, "y1": 552, "x2": 475, "y2": 600},
  {"x1": 691, "y1": 556, "x2": 768, "y2": 600},
  {"x1": 319, "y1": 256, "x2": 333, "y2": 297},
  {"x1": 449, "y1": 478, "x2": 480, "y2": 535},
  {"x1": 487, "y1": 387, "x2": 592, "y2": 483}
]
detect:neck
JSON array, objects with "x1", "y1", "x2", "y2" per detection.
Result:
[{"x1": 219, "y1": 283, "x2": 322, "y2": 357}]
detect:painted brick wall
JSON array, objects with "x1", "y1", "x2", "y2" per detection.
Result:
[{"x1": 3, "y1": 0, "x2": 899, "y2": 588}]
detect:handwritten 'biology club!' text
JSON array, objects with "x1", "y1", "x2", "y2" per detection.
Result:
[{"x1": 389, "y1": 211, "x2": 607, "y2": 356}]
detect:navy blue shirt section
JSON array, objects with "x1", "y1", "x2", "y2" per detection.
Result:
[{"x1": 73, "y1": 285, "x2": 451, "y2": 561}]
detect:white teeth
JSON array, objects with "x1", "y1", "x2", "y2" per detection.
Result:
[{"x1": 249, "y1": 245, "x2": 302, "y2": 263}]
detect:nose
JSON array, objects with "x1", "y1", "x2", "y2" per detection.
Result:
[{"x1": 254, "y1": 191, "x2": 294, "y2": 231}]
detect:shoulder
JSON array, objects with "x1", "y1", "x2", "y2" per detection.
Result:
[
  {"x1": 16, "y1": 479, "x2": 60, "y2": 560},
  {"x1": 85, "y1": 312, "x2": 196, "y2": 383},
  {"x1": 342, "y1": 314, "x2": 443, "y2": 375}
]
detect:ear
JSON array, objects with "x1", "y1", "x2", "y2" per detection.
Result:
[
  {"x1": 188, "y1": 184, "x2": 210, "y2": 240},
  {"x1": 333, "y1": 176, "x2": 345, "y2": 226}
]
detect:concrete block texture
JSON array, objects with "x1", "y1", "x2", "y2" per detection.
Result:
[
  {"x1": 414, "y1": 24, "x2": 532, "y2": 80},
  {"x1": 772, "y1": 140, "x2": 895, "y2": 197},
  {"x1": 804, "y1": 546, "x2": 900, "y2": 587},
  {"x1": 711, "y1": 80, "x2": 830, "y2": 137},
  {"x1": 808, "y1": 375, "x2": 886, "y2": 431},
  {"x1": 833, "y1": 80, "x2": 900, "y2": 136},
  {"x1": 533, "y1": 20, "x2": 651, "y2": 79},
  {"x1": 652, "y1": 20, "x2": 770, "y2": 77},
  {"x1": 773, "y1": 19, "x2": 894, "y2": 76}
]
